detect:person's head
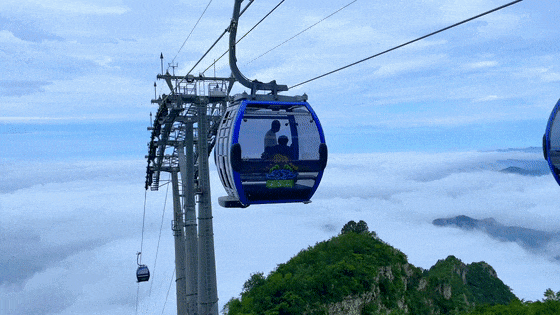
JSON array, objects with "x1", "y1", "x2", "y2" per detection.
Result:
[
  {"x1": 278, "y1": 135, "x2": 289, "y2": 146},
  {"x1": 271, "y1": 120, "x2": 281, "y2": 132}
]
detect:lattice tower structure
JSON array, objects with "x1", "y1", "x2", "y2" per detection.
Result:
[{"x1": 145, "y1": 73, "x2": 231, "y2": 315}]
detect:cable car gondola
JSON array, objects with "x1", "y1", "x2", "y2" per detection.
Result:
[
  {"x1": 215, "y1": 94, "x2": 327, "y2": 208},
  {"x1": 136, "y1": 252, "x2": 150, "y2": 282},
  {"x1": 543, "y1": 98, "x2": 560, "y2": 185},
  {"x1": 136, "y1": 265, "x2": 150, "y2": 282},
  {"x1": 215, "y1": 0, "x2": 328, "y2": 208}
]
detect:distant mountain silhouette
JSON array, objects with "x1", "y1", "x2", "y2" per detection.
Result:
[
  {"x1": 499, "y1": 166, "x2": 549, "y2": 176},
  {"x1": 433, "y1": 215, "x2": 558, "y2": 250},
  {"x1": 494, "y1": 147, "x2": 542, "y2": 153}
]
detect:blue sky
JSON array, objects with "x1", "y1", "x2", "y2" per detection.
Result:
[
  {"x1": 2, "y1": 1, "x2": 560, "y2": 314},
  {"x1": 1, "y1": 0, "x2": 559, "y2": 153}
]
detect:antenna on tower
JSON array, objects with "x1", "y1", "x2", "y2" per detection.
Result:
[{"x1": 160, "y1": 53, "x2": 164, "y2": 75}]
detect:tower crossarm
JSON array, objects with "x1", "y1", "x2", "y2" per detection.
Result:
[{"x1": 145, "y1": 75, "x2": 231, "y2": 191}]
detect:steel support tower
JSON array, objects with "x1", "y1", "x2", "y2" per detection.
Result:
[
  {"x1": 144, "y1": 1, "x2": 277, "y2": 314},
  {"x1": 146, "y1": 73, "x2": 233, "y2": 315}
]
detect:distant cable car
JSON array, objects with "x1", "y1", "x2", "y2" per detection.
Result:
[
  {"x1": 215, "y1": 94, "x2": 327, "y2": 208},
  {"x1": 543, "y1": 98, "x2": 560, "y2": 185},
  {"x1": 137, "y1": 265, "x2": 150, "y2": 282},
  {"x1": 136, "y1": 252, "x2": 150, "y2": 283}
]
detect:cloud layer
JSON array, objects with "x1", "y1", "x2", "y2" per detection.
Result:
[
  {"x1": 2, "y1": 0, "x2": 560, "y2": 313},
  {"x1": 2, "y1": 148, "x2": 559, "y2": 314}
]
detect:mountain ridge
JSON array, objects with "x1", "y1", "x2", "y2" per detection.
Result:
[
  {"x1": 224, "y1": 220, "x2": 516, "y2": 315},
  {"x1": 432, "y1": 215, "x2": 558, "y2": 251}
]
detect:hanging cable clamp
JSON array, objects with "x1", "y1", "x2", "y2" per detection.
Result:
[
  {"x1": 227, "y1": 20, "x2": 237, "y2": 33},
  {"x1": 171, "y1": 220, "x2": 183, "y2": 235}
]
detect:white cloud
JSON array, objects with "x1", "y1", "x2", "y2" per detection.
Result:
[
  {"x1": 0, "y1": 116, "x2": 106, "y2": 123},
  {"x1": 0, "y1": 30, "x2": 25, "y2": 44},
  {"x1": 476, "y1": 12, "x2": 524, "y2": 38},
  {"x1": 516, "y1": 66, "x2": 560, "y2": 84},
  {"x1": 0, "y1": 0, "x2": 557, "y2": 142},
  {"x1": 2, "y1": 149, "x2": 559, "y2": 314},
  {"x1": 23, "y1": 0, "x2": 129, "y2": 15},
  {"x1": 475, "y1": 95, "x2": 500, "y2": 102},
  {"x1": 2, "y1": 0, "x2": 560, "y2": 311},
  {"x1": 466, "y1": 60, "x2": 498, "y2": 69},
  {"x1": 438, "y1": 0, "x2": 502, "y2": 23},
  {"x1": 1, "y1": 74, "x2": 151, "y2": 121},
  {"x1": 374, "y1": 53, "x2": 448, "y2": 78}
]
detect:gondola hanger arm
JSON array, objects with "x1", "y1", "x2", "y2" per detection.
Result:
[{"x1": 229, "y1": 0, "x2": 288, "y2": 97}]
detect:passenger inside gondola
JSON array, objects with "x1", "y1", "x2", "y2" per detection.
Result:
[
  {"x1": 269, "y1": 135, "x2": 293, "y2": 160},
  {"x1": 215, "y1": 100, "x2": 327, "y2": 207},
  {"x1": 264, "y1": 119, "x2": 280, "y2": 151}
]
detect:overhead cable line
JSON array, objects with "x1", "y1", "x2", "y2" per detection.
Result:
[
  {"x1": 202, "y1": 0, "x2": 286, "y2": 75},
  {"x1": 247, "y1": 0, "x2": 357, "y2": 66},
  {"x1": 154, "y1": 1, "x2": 255, "y2": 108},
  {"x1": 161, "y1": 269, "x2": 176, "y2": 315},
  {"x1": 289, "y1": 0, "x2": 524, "y2": 90},
  {"x1": 139, "y1": 190, "x2": 148, "y2": 260},
  {"x1": 186, "y1": 0, "x2": 256, "y2": 76},
  {"x1": 170, "y1": 0, "x2": 214, "y2": 71},
  {"x1": 135, "y1": 189, "x2": 148, "y2": 315},
  {"x1": 136, "y1": 284, "x2": 140, "y2": 315},
  {"x1": 237, "y1": 0, "x2": 286, "y2": 48},
  {"x1": 149, "y1": 175, "x2": 171, "y2": 296}
]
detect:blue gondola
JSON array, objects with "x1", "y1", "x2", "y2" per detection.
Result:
[
  {"x1": 136, "y1": 264, "x2": 150, "y2": 282},
  {"x1": 215, "y1": 95, "x2": 327, "y2": 208},
  {"x1": 543, "y1": 98, "x2": 560, "y2": 185}
]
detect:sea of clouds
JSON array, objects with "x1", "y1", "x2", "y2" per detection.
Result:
[
  {"x1": 2, "y1": 148, "x2": 560, "y2": 315},
  {"x1": 1, "y1": 0, "x2": 559, "y2": 313}
]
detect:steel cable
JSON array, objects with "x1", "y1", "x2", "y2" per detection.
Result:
[
  {"x1": 149, "y1": 174, "x2": 171, "y2": 297},
  {"x1": 247, "y1": 0, "x2": 357, "y2": 66},
  {"x1": 202, "y1": 0, "x2": 286, "y2": 75},
  {"x1": 186, "y1": 0, "x2": 258, "y2": 76},
  {"x1": 169, "y1": 0, "x2": 214, "y2": 72},
  {"x1": 289, "y1": 0, "x2": 524, "y2": 89}
]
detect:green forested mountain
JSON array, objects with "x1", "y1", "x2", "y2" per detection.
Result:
[
  {"x1": 224, "y1": 221, "x2": 518, "y2": 315},
  {"x1": 469, "y1": 298, "x2": 560, "y2": 314}
]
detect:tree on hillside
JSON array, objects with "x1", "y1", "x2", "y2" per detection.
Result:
[
  {"x1": 544, "y1": 288, "x2": 560, "y2": 301},
  {"x1": 341, "y1": 220, "x2": 375, "y2": 236},
  {"x1": 242, "y1": 272, "x2": 265, "y2": 293},
  {"x1": 469, "y1": 289, "x2": 560, "y2": 314}
]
